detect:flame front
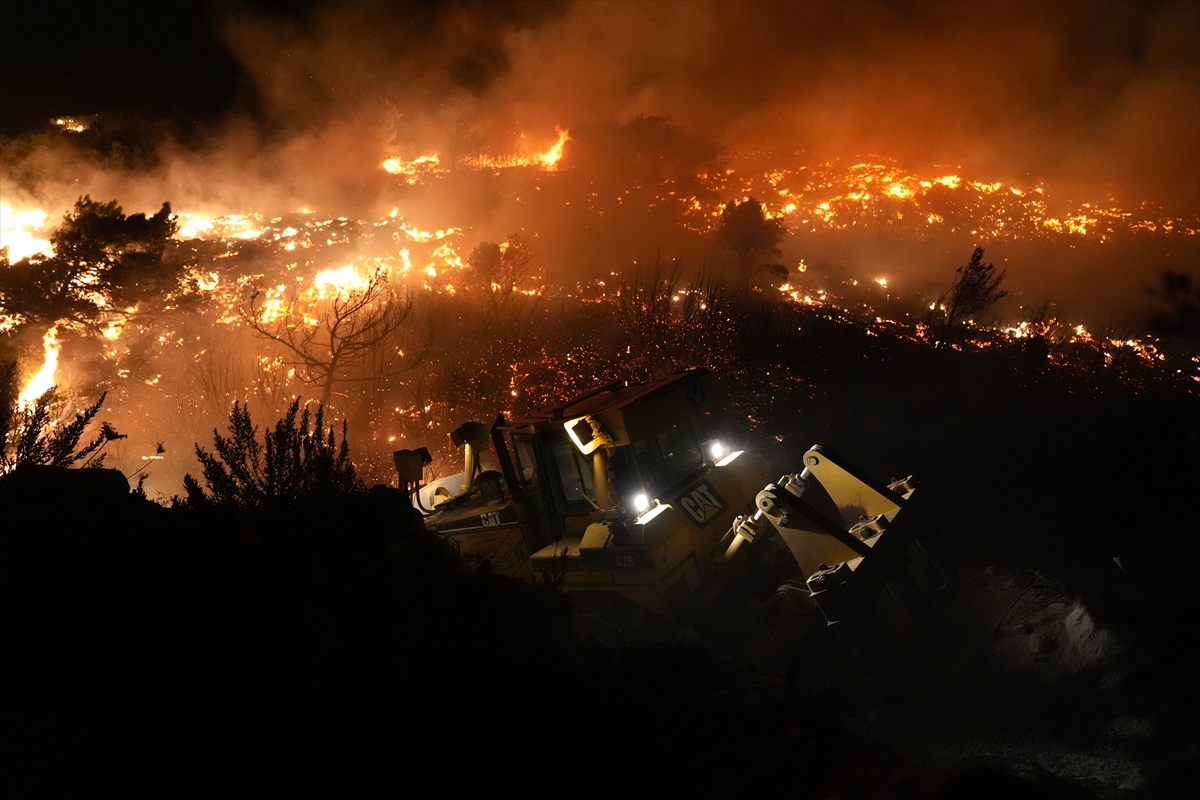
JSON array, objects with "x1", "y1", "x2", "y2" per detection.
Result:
[
  {"x1": 1, "y1": 202, "x2": 54, "y2": 262},
  {"x1": 382, "y1": 153, "x2": 444, "y2": 183},
  {"x1": 539, "y1": 126, "x2": 571, "y2": 169},
  {"x1": 18, "y1": 326, "x2": 60, "y2": 409},
  {"x1": 467, "y1": 126, "x2": 572, "y2": 171},
  {"x1": 311, "y1": 264, "x2": 371, "y2": 299}
]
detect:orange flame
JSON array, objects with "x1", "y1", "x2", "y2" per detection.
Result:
[
  {"x1": 467, "y1": 126, "x2": 571, "y2": 171},
  {"x1": 18, "y1": 326, "x2": 60, "y2": 408},
  {"x1": 1, "y1": 201, "x2": 54, "y2": 261},
  {"x1": 539, "y1": 126, "x2": 571, "y2": 169}
]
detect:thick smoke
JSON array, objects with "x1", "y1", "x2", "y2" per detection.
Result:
[
  {"x1": 3, "y1": 0, "x2": 1197, "y2": 307},
  {"x1": 214, "y1": 0, "x2": 1199, "y2": 212},
  {"x1": 197, "y1": 0, "x2": 1199, "y2": 315},
  {"x1": 13, "y1": 1, "x2": 1194, "y2": 213}
]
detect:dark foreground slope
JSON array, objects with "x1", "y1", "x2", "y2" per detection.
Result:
[{"x1": 0, "y1": 466, "x2": 1112, "y2": 798}]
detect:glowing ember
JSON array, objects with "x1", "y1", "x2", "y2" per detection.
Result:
[{"x1": 18, "y1": 326, "x2": 60, "y2": 409}]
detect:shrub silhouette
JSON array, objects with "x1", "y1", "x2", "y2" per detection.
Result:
[
  {"x1": 1, "y1": 362, "x2": 122, "y2": 474},
  {"x1": 186, "y1": 398, "x2": 361, "y2": 506},
  {"x1": 928, "y1": 247, "x2": 1007, "y2": 344}
]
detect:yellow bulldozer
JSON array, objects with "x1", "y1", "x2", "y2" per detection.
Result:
[{"x1": 394, "y1": 368, "x2": 954, "y2": 649}]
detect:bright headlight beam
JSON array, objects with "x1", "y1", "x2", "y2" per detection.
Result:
[
  {"x1": 631, "y1": 492, "x2": 650, "y2": 513},
  {"x1": 716, "y1": 450, "x2": 744, "y2": 467},
  {"x1": 635, "y1": 502, "x2": 670, "y2": 525}
]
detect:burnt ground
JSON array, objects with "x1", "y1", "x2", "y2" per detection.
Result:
[{"x1": 2, "y1": 353, "x2": 1198, "y2": 797}]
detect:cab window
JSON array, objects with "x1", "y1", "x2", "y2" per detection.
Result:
[
  {"x1": 630, "y1": 423, "x2": 702, "y2": 496},
  {"x1": 657, "y1": 424, "x2": 703, "y2": 488},
  {"x1": 548, "y1": 435, "x2": 594, "y2": 506},
  {"x1": 513, "y1": 436, "x2": 540, "y2": 487}
]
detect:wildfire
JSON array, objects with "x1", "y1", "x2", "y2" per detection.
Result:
[
  {"x1": 467, "y1": 126, "x2": 571, "y2": 171},
  {"x1": 382, "y1": 153, "x2": 444, "y2": 183},
  {"x1": 697, "y1": 157, "x2": 1196, "y2": 242},
  {"x1": 1, "y1": 202, "x2": 54, "y2": 261},
  {"x1": 176, "y1": 213, "x2": 263, "y2": 241},
  {"x1": 18, "y1": 326, "x2": 60, "y2": 409},
  {"x1": 253, "y1": 285, "x2": 291, "y2": 325},
  {"x1": 397, "y1": 224, "x2": 460, "y2": 243},
  {"x1": 4, "y1": 133, "x2": 1196, "y2": 497},
  {"x1": 311, "y1": 264, "x2": 371, "y2": 299},
  {"x1": 540, "y1": 126, "x2": 571, "y2": 169},
  {"x1": 53, "y1": 117, "x2": 87, "y2": 133}
]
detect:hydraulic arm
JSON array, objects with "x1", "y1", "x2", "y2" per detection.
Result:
[{"x1": 714, "y1": 445, "x2": 955, "y2": 654}]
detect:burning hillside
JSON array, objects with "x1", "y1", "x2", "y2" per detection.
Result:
[
  {"x1": 3, "y1": 6, "x2": 1200, "y2": 796},
  {"x1": 2, "y1": 124, "x2": 1196, "y2": 498},
  {"x1": 1, "y1": 0, "x2": 1198, "y2": 498}
]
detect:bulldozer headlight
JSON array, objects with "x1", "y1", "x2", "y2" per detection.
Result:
[
  {"x1": 709, "y1": 440, "x2": 725, "y2": 460},
  {"x1": 631, "y1": 492, "x2": 650, "y2": 514},
  {"x1": 564, "y1": 414, "x2": 613, "y2": 455},
  {"x1": 634, "y1": 500, "x2": 671, "y2": 525},
  {"x1": 716, "y1": 449, "x2": 744, "y2": 467}
]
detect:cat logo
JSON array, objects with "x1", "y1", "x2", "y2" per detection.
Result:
[{"x1": 676, "y1": 480, "x2": 727, "y2": 528}]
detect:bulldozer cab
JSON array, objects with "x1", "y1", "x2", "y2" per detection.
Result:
[
  {"x1": 507, "y1": 430, "x2": 594, "y2": 548},
  {"x1": 397, "y1": 368, "x2": 772, "y2": 613}
]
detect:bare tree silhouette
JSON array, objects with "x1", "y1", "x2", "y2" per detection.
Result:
[
  {"x1": 614, "y1": 260, "x2": 682, "y2": 378},
  {"x1": 242, "y1": 268, "x2": 429, "y2": 407}
]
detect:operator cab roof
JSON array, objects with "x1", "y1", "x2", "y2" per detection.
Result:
[{"x1": 504, "y1": 368, "x2": 711, "y2": 440}]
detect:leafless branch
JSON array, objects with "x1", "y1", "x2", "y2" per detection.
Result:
[{"x1": 240, "y1": 267, "x2": 428, "y2": 407}]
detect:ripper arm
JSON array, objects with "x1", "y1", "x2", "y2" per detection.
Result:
[{"x1": 713, "y1": 445, "x2": 940, "y2": 635}]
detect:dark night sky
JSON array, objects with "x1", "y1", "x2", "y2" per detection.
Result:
[
  {"x1": 3, "y1": 2, "x2": 250, "y2": 136},
  {"x1": 1, "y1": 1, "x2": 556, "y2": 136}
]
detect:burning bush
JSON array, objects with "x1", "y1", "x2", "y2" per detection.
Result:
[{"x1": 0, "y1": 362, "x2": 122, "y2": 475}]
